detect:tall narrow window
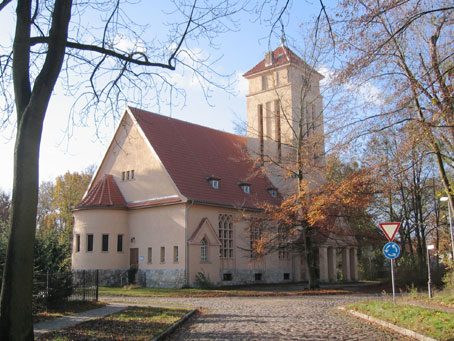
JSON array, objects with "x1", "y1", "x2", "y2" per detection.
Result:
[
  {"x1": 76, "y1": 234, "x2": 80, "y2": 252},
  {"x1": 262, "y1": 75, "x2": 268, "y2": 90},
  {"x1": 127, "y1": 170, "x2": 130, "y2": 180},
  {"x1": 274, "y1": 100, "x2": 281, "y2": 161},
  {"x1": 102, "y1": 234, "x2": 109, "y2": 252},
  {"x1": 173, "y1": 246, "x2": 179, "y2": 263},
  {"x1": 117, "y1": 234, "x2": 123, "y2": 252},
  {"x1": 87, "y1": 234, "x2": 93, "y2": 252},
  {"x1": 250, "y1": 226, "x2": 261, "y2": 258},
  {"x1": 148, "y1": 247, "x2": 152, "y2": 263},
  {"x1": 305, "y1": 104, "x2": 310, "y2": 136},
  {"x1": 258, "y1": 104, "x2": 264, "y2": 162},
  {"x1": 265, "y1": 101, "x2": 272, "y2": 139},
  {"x1": 201, "y1": 238, "x2": 208, "y2": 262},
  {"x1": 160, "y1": 247, "x2": 165, "y2": 263},
  {"x1": 219, "y1": 214, "x2": 233, "y2": 258},
  {"x1": 311, "y1": 104, "x2": 316, "y2": 131},
  {"x1": 131, "y1": 169, "x2": 135, "y2": 179}
]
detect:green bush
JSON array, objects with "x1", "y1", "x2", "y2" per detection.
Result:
[
  {"x1": 194, "y1": 272, "x2": 211, "y2": 289},
  {"x1": 128, "y1": 267, "x2": 138, "y2": 285}
]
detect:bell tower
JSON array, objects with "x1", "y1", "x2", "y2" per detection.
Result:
[{"x1": 243, "y1": 45, "x2": 325, "y2": 196}]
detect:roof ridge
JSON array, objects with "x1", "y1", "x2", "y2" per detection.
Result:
[{"x1": 128, "y1": 106, "x2": 245, "y2": 140}]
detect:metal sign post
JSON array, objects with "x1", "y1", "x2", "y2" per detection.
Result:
[
  {"x1": 391, "y1": 259, "x2": 396, "y2": 304},
  {"x1": 383, "y1": 242, "x2": 400, "y2": 304},
  {"x1": 380, "y1": 222, "x2": 401, "y2": 305}
]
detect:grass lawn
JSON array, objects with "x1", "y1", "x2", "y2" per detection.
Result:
[
  {"x1": 37, "y1": 306, "x2": 191, "y2": 340},
  {"x1": 98, "y1": 285, "x2": 350, "y2": 297},
  {"x1": 345, "y1": 300, "x2": 454, "y2": 340},
  {"x1": 34, "y1": 301, "x2": 106, "y2": 323}
]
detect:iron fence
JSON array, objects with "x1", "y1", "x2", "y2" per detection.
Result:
[{"x1": 33, "y1": 270, "x2": 98, "y2": 305}]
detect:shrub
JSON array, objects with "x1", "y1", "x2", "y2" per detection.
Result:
[
  {"x1": 128, "y1": 267, "x2": 138, "y2": 285},
  {"x1": 194, "y1": 272, "x2": 211, "y2": 289},
  {"x1": 442, "y1": 262, "x2": 454, "y2": 291}
]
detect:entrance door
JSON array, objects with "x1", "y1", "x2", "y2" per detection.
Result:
[{"x1": 130, "y1": 248, "x2": 139, "y2": 269}]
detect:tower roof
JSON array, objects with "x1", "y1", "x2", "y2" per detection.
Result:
[{"x1": 243, "y1": 45, "x2": 323, "y2": 78}]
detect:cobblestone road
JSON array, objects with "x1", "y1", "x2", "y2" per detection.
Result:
[{"x1": 103, "y1": 295, "x2": 412, "y2": 340}]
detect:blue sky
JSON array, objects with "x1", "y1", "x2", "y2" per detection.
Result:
[{"x1": 0, "y1": 1, "x2": 330, "y2": 193}]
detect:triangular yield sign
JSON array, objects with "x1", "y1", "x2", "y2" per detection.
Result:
[{"x1": 379, "y1": 222, "x2": 401, "y2": 242}]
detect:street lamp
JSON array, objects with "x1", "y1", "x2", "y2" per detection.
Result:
[
  {"x1": 427, "y1": 244, "x2": 435, "y2": 299},
  {"x1": 440, "y1": 197, "x2": 454, "y2": 259}
]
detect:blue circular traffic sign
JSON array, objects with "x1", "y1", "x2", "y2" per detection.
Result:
[{"x1": 383, "y1": 242, "x2": 400, "y2": 259}]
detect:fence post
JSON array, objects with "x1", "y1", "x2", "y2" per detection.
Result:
[
  {"x1": 46, "y1": 270, "x2": 49, "y2": 301},
  {"x1": 96, "y1": 270, "x2": 99, "y2": 301},
  {"x1": 83, "y1": 270, "x2": 86, "y2": 302}
]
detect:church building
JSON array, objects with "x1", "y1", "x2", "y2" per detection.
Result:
[{"x1": 72, "y1": 46, "x2": 359, "y2": 287}]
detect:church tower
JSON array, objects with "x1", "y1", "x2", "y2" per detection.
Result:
[{"x1": 243, "y1": 45, "x2": 325, "y2": 196}]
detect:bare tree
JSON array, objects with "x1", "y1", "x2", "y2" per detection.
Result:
[
  {"x1": 329, "y1": 0, "x2": 454, "y2": 215},
  {"x1": 0, "y1": 1, "x2": 245, "y2": 338}
]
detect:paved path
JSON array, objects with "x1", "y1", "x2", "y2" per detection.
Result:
[
  {"x1": 102, "y1": 295, "x2": 413, "y2": 340},
  {"x1": 34, "y1": 303, "x2": 128, "y2": 336}
]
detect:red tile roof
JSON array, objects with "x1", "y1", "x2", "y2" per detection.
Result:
[
  {"x1": 77, "y1": 174, "x2": 127, "y2": 209},
  {"x1": 128, "y1": 107, "x2": 281, "y2": 209},
  {"x1": 243, "y1": 46, "x2": 321, "y2": 78}
]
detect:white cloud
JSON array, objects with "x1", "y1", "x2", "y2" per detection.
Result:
[
  {"x1": 318, "y1": 65, "x2": 383, "y2": 106},
  {"x1": 113, "y1": 34, "x2": 146, "y2": 53}
]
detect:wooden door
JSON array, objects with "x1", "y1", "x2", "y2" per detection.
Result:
[{"x1": 130, "y1": 248, "x2": 139, "y2": 269}]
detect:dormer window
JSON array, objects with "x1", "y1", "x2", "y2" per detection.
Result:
[
  {"x1": 210, "y1": 179, "x2": 219, "y2": 189},
  {"x1": 238, "y1": 181, "x2": 251, "y2": 194},
  {"x1": 268, "y1": 188, "x2": 278, "y2": 198},
  {"x1": 207, "y1": 176, "x2": 220, "y2": 189}
]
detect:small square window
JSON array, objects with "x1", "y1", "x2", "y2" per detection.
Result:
[
  {"x1": 209, "y1": 179, "x2": 219, "y2": 189},
  {"x1": 284, "y1": 273, "x2": 290, "y2": 280},
  {"x1": 254, "y1": 273, "x2": 262, "y2": 281},
  {"x1": 223, "y1": 273, "x2": 232, "y2": 281},
  {"x1": 268, "y1": 189, "x2": 277, "y2": 198},
  {"x1": 241, "y1": 184, "x2": 250, "y2": 194}
]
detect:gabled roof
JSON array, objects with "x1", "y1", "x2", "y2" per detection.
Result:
[
  {"x1": 77, "y1": 174, "x2": 127, "y2": 209},
  {"x1": 243, "y1": 45, "x2": 323, "y2": 79},
  {"x1": 128, "y1": 107, "x2": 281, "y2": 209}
]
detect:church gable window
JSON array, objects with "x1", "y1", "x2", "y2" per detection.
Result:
[{"x1": 201, "y1": 238, "x2": 208, "y2": 262}]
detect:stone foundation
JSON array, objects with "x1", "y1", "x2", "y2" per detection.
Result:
[
  {"x1": 140, "y1": 269, "x2": 186, "y2": 288},
  {"x1": 72, "y1": 269, "x2": 129, "y2": 287},
  {"x1": 217, "y1": 269, "x2": 292, "y2": 286}
]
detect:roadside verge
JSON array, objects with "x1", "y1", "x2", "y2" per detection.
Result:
[{"x1": 338, "y1": 307, "x2": 437, "y2": 341}]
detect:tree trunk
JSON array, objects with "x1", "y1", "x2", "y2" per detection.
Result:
[
  {"x1": 0, "y1": 1, "x2": 72, "y2": 338},
  {"x1": 0, "y1": 107, "x2": 44, "y2": 339},
  {"x1": 304, "y1": 227, "x2": 319, "y2": 289}
]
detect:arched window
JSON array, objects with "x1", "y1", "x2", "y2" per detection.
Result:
[{"x1": 201, "y1": 238, "x2": 208, "y2": 262}]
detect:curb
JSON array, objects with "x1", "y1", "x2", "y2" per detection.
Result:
[
  {"x1": 338, "y1": 307, "x2": 437, "y2": 341},
  {"x1": 152, "y1": 308, "x2": 199, "y2": 341}
]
